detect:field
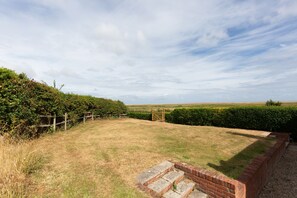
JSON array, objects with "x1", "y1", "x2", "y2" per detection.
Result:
[
  {"x1": 0, "y1": 119, "x2": 274, "y2": 197},
  {"x1": 128, "y1": 101, "x2": 297, "y2": 112}
]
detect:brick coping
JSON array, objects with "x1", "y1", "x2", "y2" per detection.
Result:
[{"x1": 172, "y1": 132, "x2": 289, "y2": 198}]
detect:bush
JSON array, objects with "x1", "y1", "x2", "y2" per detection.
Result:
[
  {"x1": 169, "y1": 107, "x2": 297, "y2": 140},
  {"x1": 221, "y1": 107, "x2": 296, "y2": 131},
  {"x1": 165, "y1": 113, "x2": 173, "y2": 123},
  {"x1": 266, "y1": 99, "x2": 282, "y2": 106},
  {"x1": 168, "y1": 108, "x2": 222, "y2": 126},
  {"x1": 0, "y1": 68, "x2": 127, "y2": 139},
  {"x1": 128, "y1": 112, "x2": 152, "y2": 120}
]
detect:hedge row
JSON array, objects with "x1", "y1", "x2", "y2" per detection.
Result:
[
  {"x1": 0, "y1": 68, "x2": 127, "y2": 138},
  {"x1": 127, "y1": 112, "x2": 152, "y2": 120},
  {"x1": 128, "y1": 107, "x2": 297, "y2": 140},
  {"x1": 169, "y1": 108, "x2": 297, "y2": 140}
]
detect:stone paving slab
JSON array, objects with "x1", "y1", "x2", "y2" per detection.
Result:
[
  {"x1": 188, "y1": 190, "x2": 208, "y2": 198},
  {"x1": 163, "y1": 190, "x2": 182, "y2": 198},
  {"x1": 174, "y1": 181, "x2": 195, "y2": 197},
  {"x1": 164, "y1": 189, "x2": 207, "y2": 198},
  {"x1": 162, "y1": 170, "x2": 184, "y2": 183},
  {"x1": 137, "y1": 161, "x2": 174, "y2": 185},
  {"x1": 137, "y1": 160, "x2": 209, "y2": 198},
  {"x1": 148, "y1": 178, "x2": 172, "y2": 195}
]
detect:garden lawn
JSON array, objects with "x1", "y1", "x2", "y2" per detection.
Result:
[{"x1": 0, "y1": 118, "x2": 274, "y2": 198}]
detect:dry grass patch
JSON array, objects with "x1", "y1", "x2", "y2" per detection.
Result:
[
  {"x1": 0, "y1": 141, "x2": 47, "y2": 197},
  {"x1": 0, "y1": 119, "x2": 275, "y2": 197}
]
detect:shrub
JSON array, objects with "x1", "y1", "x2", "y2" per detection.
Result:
[
  {"x1": 168, "y1": 108, "x2": 222, "y2": 126},
  {"x1": 165, "y1": 113, "x2": 173, "y2": 123},
  {"x1": 221, "y1": 107, "x2": 295, "y2": 131},
  {"x1": 0, "y1": 67, "x2": 127, "y2": 139},
  {"x1": 266, "y1": 99, "x2": 282, "y2": 106},
  {"x1": 128, "y1": 112, "x2": 152, "y2": 120},
  {"x1": 169, "y1": 107, "x2": 297, "y2": 140}
]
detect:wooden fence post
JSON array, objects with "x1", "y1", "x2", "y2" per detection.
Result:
[
  {"x1": 64, "y1": 113, "x2": 67, "y2": 131},
  {"x1": 83, "y1": 115, "x2": 86, "y2": 124},
  {"x1": 53, "y1": 114, "x2": 56, "y2": 132},
  {"x1": 92, "y1": 113, "x2": 94, "y2": 121},
  {"x1": 152, "y1": 110, "x2": 154, "y2": 121}
]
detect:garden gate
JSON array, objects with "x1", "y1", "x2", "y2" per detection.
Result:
[{"x1": 152, "y1": 109, "x2": 165, "y2": 122}]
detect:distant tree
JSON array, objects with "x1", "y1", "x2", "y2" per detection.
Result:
[{"x1": 266, "y1": 99, "x2": 282, "y2": 106}]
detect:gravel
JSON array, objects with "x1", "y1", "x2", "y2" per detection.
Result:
[{"x1": 259, "y1": 144, "x2": 297, "y2": 198}]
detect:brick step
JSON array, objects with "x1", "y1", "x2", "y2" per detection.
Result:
[
  {"x1": 147, "y1": 170, "x2": 185, "y2": 197},
  {"x1": 137, "y1": 161, "x2": 174, "y2": 186},
  {"x1": 163, "y1": 181, "x2": 195, "y2": 198}
]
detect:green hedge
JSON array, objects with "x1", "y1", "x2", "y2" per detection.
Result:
[
  {"x1": 127, "y1": 112, "x2": 152, "y2": 120},
  {"x1": 169, "y1": 107, "x2": 297, "y2": 140},
  {"x1": 0, "y1": 68, "x2": 127, "y2": 138},
  {"x1": 167, "y1": 108, "x2": 221, "y2": 125},
  {"x1": 128, "y1": 107, "x2": 297, "y2": 140}
]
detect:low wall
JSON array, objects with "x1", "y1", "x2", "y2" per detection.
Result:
[
  {"x1": 173, "y1": 132, "x2": 289, "y2": 198},
  {"x1": 237, "y1": 132, "x2": 289, "y2": 198},
  {"x1": 174, "y1": 162, "x2": 244, "y2": 198}
]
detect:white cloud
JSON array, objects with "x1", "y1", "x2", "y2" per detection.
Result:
[
  {"x1": 196, "y1": 30, "x2": 229, "y2": 47},
  {"x1": 0, "y1": 0, "x2": 296, "y2": 104}
]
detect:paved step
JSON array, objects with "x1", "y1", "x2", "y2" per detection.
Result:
[
  {"x1": 175, "y1": 181, "x2": 195, "y2": 197},
  {"x1": 147, "y1": 170, "x2": 184, "y2": 197},
  {"x1": 188, "y1": 190, "x2": 208, "y2": 198},
  {"x1": 162, "y1": 170, "x2": 184, "y2": 184},
  {"x1": 148, "y1": 178, "x2": 173, "y2": 196},
  {"x1": 163, "y1": 188, "x2": 207, "y2": 198},
  {"x1": 137, "y1": 161, "x2": 174, "y2": 186},
  {"x1": 137, "y1": 161, "x2": 209, "y2": 198},
  {"x1": 163, "y1": 190, "x2": 181, "y2": 198},
  {"x1": 163, "y1": 181, "x2": 195, "y2": 198}
]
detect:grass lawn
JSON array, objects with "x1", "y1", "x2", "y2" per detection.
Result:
[{"x1": 0, "y1": 119, "x2": 274, "y2": 197}]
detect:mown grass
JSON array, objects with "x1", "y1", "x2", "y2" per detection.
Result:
[
  {"x1": 0, "y1": 119, "x2": 275, "y2": 197},
  {"x1": 128, "y1": 101, "x2": 297, "y2": 112}
]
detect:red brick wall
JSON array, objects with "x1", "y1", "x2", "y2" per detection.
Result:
[
  {"x1": 237, "y1": 132, "x2": 289, "y2": 198},
  {"x1": 173, "y1": 132, "x2": 289, "y2": 198},
  {"x1": 174, "y1": 162, "x2": 245, "y2": 198}
]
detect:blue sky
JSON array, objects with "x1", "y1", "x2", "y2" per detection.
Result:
[{"x1": 1, "y1": 0, "x2": 297, "y2": 104}]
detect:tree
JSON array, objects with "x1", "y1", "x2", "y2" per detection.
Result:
[{"x1": 266, "y1": 99, "x2": 282, "y2": 106}]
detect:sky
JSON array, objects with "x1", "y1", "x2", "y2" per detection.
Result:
[{"x1": 0, "y1": 0, "x2": 297, "y2": 104}]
